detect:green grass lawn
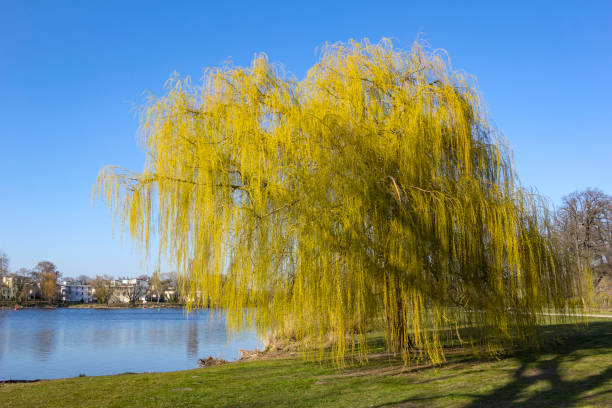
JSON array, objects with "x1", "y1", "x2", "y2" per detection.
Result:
[{"x1": 2, "y1": 320, "x2": 612, "y2": 408}]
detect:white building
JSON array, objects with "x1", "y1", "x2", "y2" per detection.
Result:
[
  {"x1": 1, "y1": 276, "x2": 17, "y2": 300},
  {"x1": 110, "y1": 277, "x2": 149, "y2": 304},
  {"x1": 1, "y1": 275, "x2": 28, "y2": 301},
  {"x1": 60, "y1": 280, "x2": 94, "y2": 303}
]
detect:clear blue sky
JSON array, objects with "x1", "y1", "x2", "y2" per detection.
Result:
[{"x1": 1, "y1": 0, "x2": 611, "y2": 278}]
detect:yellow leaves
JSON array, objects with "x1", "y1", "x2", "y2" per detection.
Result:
[{"x1": 96, "y1": 38, "x2": 587, "y2": 366}]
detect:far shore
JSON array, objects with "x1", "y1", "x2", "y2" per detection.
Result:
[{"x1": 0, "y1": 302, "x2": 185, "y2": 310}]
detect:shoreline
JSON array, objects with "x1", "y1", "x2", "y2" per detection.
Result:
[
  {"x1": 0, "y1": 303, "x2": 185, "y2": 310},
  {"x1": 1, "y1": 320, "x2": 612, "y2": 408},
  {"x1": 0, "y1": 347, "x2": 268, "y2": 383}
]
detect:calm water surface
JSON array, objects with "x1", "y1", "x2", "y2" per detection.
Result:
[{"x1": 0, "y1": 308, "x2": 261, "y2": 380}]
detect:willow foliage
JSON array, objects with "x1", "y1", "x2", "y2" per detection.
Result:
[{"x1": 96, "y1": 39, "x2": 589, "y2": 364}]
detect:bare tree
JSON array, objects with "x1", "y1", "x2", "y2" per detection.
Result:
[
  {"x1": 76, "y1": 275, "x2": 91, "y2": 284},
  {"x1": 14, "y1": 268, "x2": 33, "y2": 303},
  {"x1": 161, "y1": 271, "x2": 180, "y2": 303},
  {"x1": 556, "y1": 188, "x2": 612, "y2": 278},
  {"x1": 0, "y1": 251, "x2": 9, "y2": 276},
  {"x1": 33, "y1": 261, "x2": 61, "y2": 279},
  {"x1": 126, "y1": 283, "x2": 147, "y2": 306}
]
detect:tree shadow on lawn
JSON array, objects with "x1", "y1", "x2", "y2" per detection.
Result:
[
  {"x1": 461, "y1": 322, "x2": 612, "y2": 407},
  {"x1": 373, "y1": 320, "x2": 612, "y2": 408}
]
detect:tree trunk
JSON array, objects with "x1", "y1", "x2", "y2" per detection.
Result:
[{"x1": 384, "y1": 270, "x2": 414, "y2": 355}]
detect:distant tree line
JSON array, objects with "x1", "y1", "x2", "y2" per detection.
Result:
[
  {"x1": 0, "y1": 259, "x2": 61, "y2": 303},
  {"x1": 0, "y1": 256, "x2": 182, "y2": 305},
  {"x1": 87, "y1": 271, "x2": 181, "y2": 305}
]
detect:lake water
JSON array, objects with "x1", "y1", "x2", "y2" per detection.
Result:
[{"x1": 0, "y1": 308, "x2": 261, "y2": 380}]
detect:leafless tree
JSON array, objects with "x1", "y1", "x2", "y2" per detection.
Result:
[
  {"x1": 14, "y1": 268, "x2": 34, "y2": 303},
  {"x1": 76, "y1": 275, "x2": 91, "y2": 284},
  {"x1": 126, "y1": 283, "x2": 147, "y2": 305},
  {"x1": 0, "y1": 251, "x2": 9, "y2": 276},
  {"x1": 556, "y1": 188, "x2": 612, "y2": 279},
  {"x1": 33, "y1": 261, "x2": 61, "y2": 279},
  {"x1": 160, "y1": 271, "x2": 180, "y2": 303}
]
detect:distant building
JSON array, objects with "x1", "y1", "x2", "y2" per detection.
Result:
[
  {"x1": 1, "y1": 275, "x2": 30, "y2": 301},
  {"x1": 163, "y1": 288, "x2": 176, "y2": 302},
  {"x1": 59, "y1": 280, "x2": 94, "y2": 303},
  {"x1": 109, "y1": 277, "x2": 149, "y2": 304},
  {"x1": 1, "y1": 276, "x2": 17, "y2": 300}
]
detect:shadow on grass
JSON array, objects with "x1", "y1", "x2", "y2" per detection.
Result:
[
  {"x1": 373, "y1": 320, "x2": 612, "y2": 408},
  {"x1": 462, "y1": 322, "x2": 612, "y2": 407}
]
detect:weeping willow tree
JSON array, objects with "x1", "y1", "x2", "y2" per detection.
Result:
[{"x1": 96, "y1": 39, "x2": 589, "y2": 364}]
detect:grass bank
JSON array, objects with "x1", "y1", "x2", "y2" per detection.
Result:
[{"x1": 2, "y1": 320, "x2": 611, "y2": 407}]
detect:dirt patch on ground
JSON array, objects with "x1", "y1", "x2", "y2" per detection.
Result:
[{"x1": 521, "y1": 368, "x2": 555, "y2": 379}]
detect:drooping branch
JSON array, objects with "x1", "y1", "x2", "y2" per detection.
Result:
[{"x1": 96, "y1": 38, "x2": 588, "y2": 366}]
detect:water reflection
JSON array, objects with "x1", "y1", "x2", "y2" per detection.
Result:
[
  {"x1": 0, "y1": 308, "x2": 260, "y2": 380},
  {"x1": 187, "y1": 320, "x2": 199, "y2": 359},
  {"x1": 34, "y1": 329, "x2": 56, "y2": 360},
  {"x1": 0, "y1": 312, "x2": 6, "y2": 361}
]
